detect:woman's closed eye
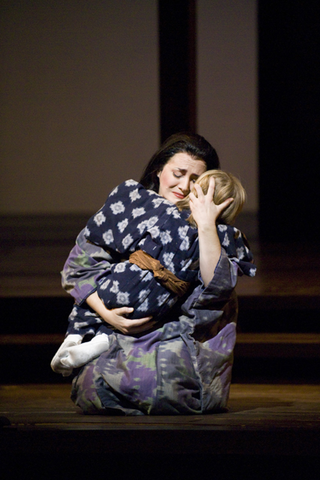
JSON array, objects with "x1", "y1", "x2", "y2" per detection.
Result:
[
  {"x1": 173, "y1": 169, "x2": 185, "y2": 179},
  {"x1": 173, "y1": 171, "x2": 198, "y2": 183}
]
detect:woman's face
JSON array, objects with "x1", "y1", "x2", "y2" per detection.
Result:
[{"x1": 157, "y1": 152, "x2": 206, "y2": 204}]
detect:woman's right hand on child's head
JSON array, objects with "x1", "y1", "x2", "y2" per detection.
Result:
[
  {"x1": 107, "y1": 307, "x2": 155, "y2": 335},
  {"x1": 189, "y1": 177, "x2": 233, "y2": 227}
]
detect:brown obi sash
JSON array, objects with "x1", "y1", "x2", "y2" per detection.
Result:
[{"x1": 129, "y1": 250, "x2": 191, "y2": 297}]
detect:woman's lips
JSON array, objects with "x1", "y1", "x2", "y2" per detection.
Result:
[{"x1": 173, "y1": 192, "x2": 185, "y2": 199}]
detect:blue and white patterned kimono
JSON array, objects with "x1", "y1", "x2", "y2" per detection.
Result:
[
  {"x1": 59, "y1": 181, "x2": 257, "y2": 414},
  {"x1": 62, "y1": 180, "x2": 256, "y2": 338},
  {"x1": 84, "y1": 179, "x2": 200, "y2": 319}
]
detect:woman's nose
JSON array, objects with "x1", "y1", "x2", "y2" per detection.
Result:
[{"x1": 179, "y1": 177, "x2": 190, "y2": 194}]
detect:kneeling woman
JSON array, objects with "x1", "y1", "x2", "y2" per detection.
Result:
[{"x1": 56, "y1": 133, "x2": 256, "y2": 415}]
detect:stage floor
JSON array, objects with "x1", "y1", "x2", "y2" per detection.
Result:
[
  {"x1": 1, "y1": 383, "x2": 320, "y2": 457},
  {"x1": 1, "y1": 217, "x2": 320, "y2": 479}
]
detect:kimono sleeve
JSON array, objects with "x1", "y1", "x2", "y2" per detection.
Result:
[
  {"x1": 181, "y1": 248, "x2": 238, "y2": 314},
  {"x1": 217, "y1": 225, "x2": 257, "y2": 278},
  {"x1": 61, "y1": 228, "x2": 116, "y2": 305}
]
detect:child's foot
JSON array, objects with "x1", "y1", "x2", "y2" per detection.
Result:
[
  {"x1": 61, "y1": 334, "x2": 110, "y2": 369},
  {"x1": 50, "y1": 334, "x2": 83, "y2": 376}
]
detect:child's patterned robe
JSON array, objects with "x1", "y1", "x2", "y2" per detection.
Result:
[{"x1": 62, "y1": 180, "x2": 256, "y2": 336}]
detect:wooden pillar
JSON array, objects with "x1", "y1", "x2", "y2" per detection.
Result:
[
  {"x1": 258, "y1": 0, "x2": 320, "y2": 241},
  {"x1": 158, "y1": 0, "x2": 196, "y2": 143}
]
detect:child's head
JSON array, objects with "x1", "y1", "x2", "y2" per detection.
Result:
[{"x1": 177, "y1": 169, "x2": 246, "y2": 225}]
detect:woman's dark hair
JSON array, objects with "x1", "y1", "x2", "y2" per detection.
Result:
[{"x1": 139, "y1": 132, "x2": 220, "y2": 192}]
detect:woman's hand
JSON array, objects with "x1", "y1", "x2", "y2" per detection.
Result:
[
  {"x1": 86, "y1": 292, "x2": 155, "y2": 335},
  {"x1": 189, "y1": 176, "x2": 233, "y2": 229},
  {"x1": 189, "y1": 177, "x2": 233, "y2": 286},
  {"x1": 104, "y1": 306, "x2": 155, "y2": 335}
]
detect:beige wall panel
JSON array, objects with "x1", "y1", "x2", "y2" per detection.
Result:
[{"x1": 0, "y1": 0, "x2": 159, "y2": 214}]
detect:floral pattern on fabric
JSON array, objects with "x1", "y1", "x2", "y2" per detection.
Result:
[
  {"x1": 80, "y1": 180, "x2": 255, "y2": 318},
  {"x1": 71, "y1": 252, "x2": 239, "y2": 415}
]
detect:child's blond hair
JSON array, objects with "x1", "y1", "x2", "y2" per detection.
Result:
[{"x1": 177, "y1": 169, "x2": 246, "y2": 226}]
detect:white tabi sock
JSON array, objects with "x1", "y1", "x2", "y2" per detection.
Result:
[
  {"x1": 50, "y1": 334, "x2": 83, "y2": 377},
  {"x1": 60, "y1": 333, "x2": 110, "y2": 369}
]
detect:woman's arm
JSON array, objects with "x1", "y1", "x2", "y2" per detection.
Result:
[
  {"x1": 61, "y1": 228, "x2": 115, "y2": 304},
  {"x1": 62, "y1": 229, "x2": 155, "y2": 334},
  {"x1": 189, "y1": 177, "x2": 233, "y2": 286},
  {"x1": 86, "y1": 292, "x2": 155, "y2": 335}
]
